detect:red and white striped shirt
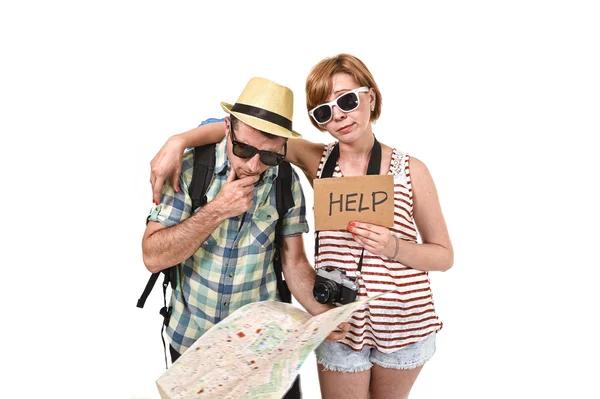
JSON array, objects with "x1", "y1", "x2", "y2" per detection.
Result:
[{"x1": 315, "y1": 143, "x2": 442, "y2": 353}]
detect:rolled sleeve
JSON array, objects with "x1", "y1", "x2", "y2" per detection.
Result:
[
  {"x1": 281, "y1": 167, "x2": 310, "y2": 237},
  {"x1": 147, "y1": 152, "x2": 195, "y2": 227}
]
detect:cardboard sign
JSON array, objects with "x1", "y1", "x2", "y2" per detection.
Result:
[{"x1": 314, "y1": 175, "x2": 395, "y2": 231}]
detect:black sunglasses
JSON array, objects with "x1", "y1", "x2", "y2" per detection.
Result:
[{"x1": 229, "y1": 124, "x2": 287, "y2": 166}]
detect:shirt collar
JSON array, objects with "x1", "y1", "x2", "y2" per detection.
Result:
[{"x1": 214, "y1": 137, "x2": 229, "y2": 175}]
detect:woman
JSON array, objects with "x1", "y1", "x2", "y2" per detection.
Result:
[{"x1": 150, "y1": 54, "x2": 453, "y2": 399}]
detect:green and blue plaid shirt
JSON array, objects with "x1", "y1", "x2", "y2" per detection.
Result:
[{"x1": 147, "y1": 137, "x2": 309, "y2": 353}]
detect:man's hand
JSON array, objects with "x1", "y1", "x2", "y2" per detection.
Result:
[
  {"x1": 210, "y1": 170, "x2": 260, "y2": 220},
  {"x1": 324, "y1": 322, "x2": 351, "y2": 342}
]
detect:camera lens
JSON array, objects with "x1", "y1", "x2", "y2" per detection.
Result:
[{"x1": 313, "y1": 281, "x2": 338, "y2": 304}]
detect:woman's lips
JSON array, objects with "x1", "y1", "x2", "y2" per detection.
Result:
[{"x1": 337, "y1": 123, "x2": 354, "y2": 134}]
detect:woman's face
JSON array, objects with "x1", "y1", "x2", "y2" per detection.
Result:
[{"x1": 320, "y1": 73, "x2": 375, "y2": 143}]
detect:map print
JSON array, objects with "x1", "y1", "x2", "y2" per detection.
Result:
[{"x1": 156, "y1": 295, "x2": 382, "y2": 399}]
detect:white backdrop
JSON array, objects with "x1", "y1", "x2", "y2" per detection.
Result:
[{"x1": 1, "y1": 1, "x2": 599, "y2": 398}]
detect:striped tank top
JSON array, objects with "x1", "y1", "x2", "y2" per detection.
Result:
[{"x1": 315, "y1": 142, "x2": 442, "y2": 353}]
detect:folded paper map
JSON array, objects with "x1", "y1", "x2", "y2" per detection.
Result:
[{"x1": 156, "y1": 294, "x2": 384, "y2": 399}]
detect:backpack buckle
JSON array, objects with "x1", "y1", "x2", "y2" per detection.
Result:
[{"x1": 159, "y1": 306, "x2": 172, "y2": 327}]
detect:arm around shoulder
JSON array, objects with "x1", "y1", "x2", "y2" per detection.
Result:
[
  {"x1": 151, "y1": 120, "x2": 228, "y2": 204},
  {"x1": 174, "y1": 119, "x2": 227, "y2": 149},
  {"x1": 286, "y1": 138, "x2": 325, "y2": 184}
]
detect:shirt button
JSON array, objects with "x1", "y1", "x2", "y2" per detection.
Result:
[
  {"x1": 223, "y1": 301, "x2": 228, "y2": 306},
  {"x1": 267, "y1": 215, "x2": 272, "y2": 219},
  {"x1": 229, "y1": 273, "x2": 233, "y2": 278}
]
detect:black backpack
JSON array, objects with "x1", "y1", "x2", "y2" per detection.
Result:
[{"x1": 137, "y1": 143, "x2": 295, "y2": 365}]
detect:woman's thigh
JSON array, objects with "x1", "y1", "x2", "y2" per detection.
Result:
[
  {"x1": 369, "y1": 333, "x2": 436, "y2": 399},
  {"x1": 317, "y1": 363, "x2": 371, "y2": 399},
  {"x1": 369, "y1": 364, "x2": 423, "y2": 399},
  {"x1": 315, "y1": 341, "x2": 371, "y2": 399}
]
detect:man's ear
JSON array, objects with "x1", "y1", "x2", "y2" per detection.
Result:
[{"x1": 225, "y1": 116, "x2": 231, "y2": 137}]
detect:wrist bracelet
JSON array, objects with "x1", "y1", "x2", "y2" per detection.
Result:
[{"x1": 392, "y1": 236, "x2": 399, "y2": 260}]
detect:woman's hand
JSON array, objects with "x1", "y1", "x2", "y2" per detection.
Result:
[
  {"x1": 324, "y1": 322, "x2": 351, "y2": 342},
  {"x1": 150, "y1": 135, "x2": 187, "y2": 204},
  {"x1": 347, "y1": 221, "x2": 397, "y2": 259}
]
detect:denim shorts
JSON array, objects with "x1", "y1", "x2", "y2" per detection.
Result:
[{"x1": 315, "y1": 333, "x2": 436, "y2": 372}]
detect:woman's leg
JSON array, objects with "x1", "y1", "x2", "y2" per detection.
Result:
[
  {"x1": 317, "y1": 363, "x2": 371, "y2": 399},
  {"x1": 315, "y1": 341, "x2": 372, "y2": 399},
  {"x1": 369, "y1": 365, "x2": 423, "y2": 399},
  {"x1": 368, "y1": 333, "x2": 437, "y2": 399}
]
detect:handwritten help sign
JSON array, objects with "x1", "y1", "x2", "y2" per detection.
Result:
[{"x1": 314, "y1": 175, "x2": 395, "y2": 231}]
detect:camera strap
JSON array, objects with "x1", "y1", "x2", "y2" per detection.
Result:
[{"x1": 316, "y1": 136, "x2": 382, "y2": 274}]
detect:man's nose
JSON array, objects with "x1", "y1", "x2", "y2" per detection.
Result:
[{"x1": 247, "y1": 153, "x2": 262, "y2": 172}]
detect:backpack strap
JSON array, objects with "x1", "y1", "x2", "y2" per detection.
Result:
[
  {"x1": 136, "y1": 272, "x2": 160, "y2": 309},
  {"x1": 137, "y1": 143, "x2": 218, "y2": 368},
  {"x1": 190, "y1": 144, "x2": 217, "y2": 212},
  {"x1": 137, "y1": 144, "x2": 218, "y2": 308},
  {"x1": 273, "y1": 161, "x2": 294, "y2": 303},
  {"x1": 136, "y1": 253, "x2": 180, "y2": 312}
]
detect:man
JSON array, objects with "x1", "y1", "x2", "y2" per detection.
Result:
[{"x1": 142, "y1": 77, "x2": 346, "y2": 399}]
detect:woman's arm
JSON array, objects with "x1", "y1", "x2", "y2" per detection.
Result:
[
  {"x1": 347, "y1": 156, "x2": 453, "y2": 272},
  {"x1": 407, "y1": 156, "x2": 454, "y2": 271},
  {"x1": 150, "y1": 122, "x2": 227, "y2": 204},
  {"x1": 284, "y1": 137, "x2": 326, "y2": 186},
  {"x1": 150, "y1": 119, "x2": 327, "y2": 203}
]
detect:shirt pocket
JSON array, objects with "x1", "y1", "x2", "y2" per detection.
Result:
[{"x1": 250, "y1": 204, "x2": 279, "y2": 250}]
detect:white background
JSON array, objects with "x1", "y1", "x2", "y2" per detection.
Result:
[{"x1": 1, "y1": 1, "x2": 599, "y2": 398}]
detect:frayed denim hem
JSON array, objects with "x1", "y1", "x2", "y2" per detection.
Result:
[
  {"x1": 370, "y1": 347, "x2": 436, "y2": 371},
  {"x1": 317, "y1": 358, "x2": 373, "y2": 373}
]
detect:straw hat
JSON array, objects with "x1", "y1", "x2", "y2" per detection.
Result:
[{"x1": 220, "y1": 77, "x2": 301, "y2": 138}]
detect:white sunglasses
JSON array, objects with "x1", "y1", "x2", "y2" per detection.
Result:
[{"x1": 309, "y1": 86, "x2": 370, "y2": 125}]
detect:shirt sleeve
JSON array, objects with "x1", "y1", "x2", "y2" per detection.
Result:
[
  {"x1": 148, "y1": 119, "x2": 222, "y2": 225},
  {"x1": 147, "y1": 151, "x2": 195, "y2": 227},
  {"x1": 198, "y1": 117, "x2": 226, "y2": 127},
  {"x1": 280, "y1": 166, "x2": 310, "y2": 237}
]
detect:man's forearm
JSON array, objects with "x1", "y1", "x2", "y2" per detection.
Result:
[
  {"x1": 284, "y1": 259, "x2": 333, "y2": 316},
  {"x1": 143, "y1": 202, "x2": 224, "y2": 273}
]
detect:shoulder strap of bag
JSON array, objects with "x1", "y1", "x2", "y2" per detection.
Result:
[
  {"x1": 137, "y1": 143, "x2": 218, "y2": 309},
  {"x1": 137, "y1": 143, "x2": 218, "y2": 368},
  {"x1": 273, "y1": 161, "x2": 294, "y2": 303},
  {"x1": 190, "y1": 144, "x2": 217, "y2": 212}
]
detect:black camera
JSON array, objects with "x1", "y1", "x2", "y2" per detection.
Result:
[{"x1": 313, "y1": 267, "x2": 359, "y2": 306}]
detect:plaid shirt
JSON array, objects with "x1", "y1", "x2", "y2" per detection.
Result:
[{"x1": 147, "y1": 137, "x2": 309, "y2": 353}]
